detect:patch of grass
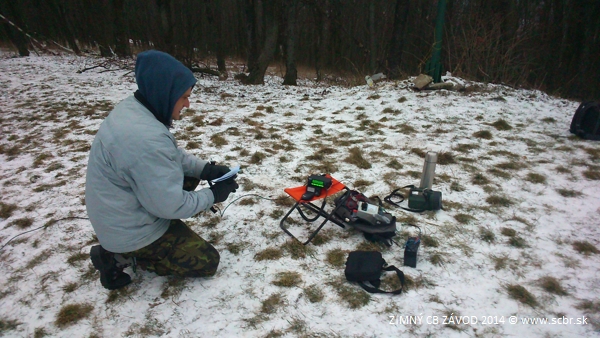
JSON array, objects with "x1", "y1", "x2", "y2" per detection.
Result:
[
  {"x1": 210, "y1": 134, "x2": 228, "y2": 147},
  {"x1": 508, "y1": 236, "x2": 527, "y2": 248},
  {"x1": 491, "y1": 119, "x2": 513, "y2": 131},
  {"x1": 572, "y1": 241, "x2": 599, "y2": 255},
  {"x1": 450, "y1": 181, "x2": 465, "y2": 192},
  {"x1": 397, "y1": 123, "x2": 416, "y2": 134},
  {"x1": 106, "y1": 287, "x2": 133, "y2": 304},
  {"x1": 487, "y1": 168, "x2": 511, "y2": 179},
  {"x1": 345, "y1": 147, "x2": 372, "y2": 169},
  {"x1": 486, "y1": 195, "x2": 513, "y2": 207},
  {"x1": 272, "y1": 271, "x2": 302, "y2": 287},
  {"x1": 556, "y1": 188, "x2": 583, "y2": 197},
  {"x1": 525, "y1": 172, "x2": 546, "y2": 184},
  {"x1": 33, "y1": 327, "x2": 48, "y2": 338},
  {"x1": 387, "y1": 159, "x2": 403, "y2": 170},
  {"x1": 473, "y1": 130, "x2": 493, "y2": 139},
  {"x1": 437, "y1": 151, "x2": 456, "y2": 164},
  {"x1": 282, "y1": 239, "x2": 314, "y2": 259},
  {"x1": 249, "y1": 151, "x2": 266, "y2": 164},
  {"x1": 238, "y1": 197, "x2": 257, "y2": 206},
  {"x1": 453, "y1": 143, "x2": 479, "y2": 153},
  {"x1": 226, "y1": 242, "x2": 245, "y2": 255},
  {"x1": 9, "y1": 217, "x2": 33, "y2": 229},
  {"x1": 496, "y1": 161, "x2": 521, "y2": 170},
  {"x1": 311, "y1": 230, "x2": 333, "y2": 246},
  {"x1": 421, "y1": 234, "x2": 439, "y2": 248},
  {"x1": 472, "y1": 173, "x2": 490, "y2": 185},
  {"x1": 62, "y1": 282, "x2": 78, "y2": 293},
  {"x1": 0, "y1": 318, "x2": 21, "y2": 333},
  {"x1": 199, "y1": 216, "x2": 220, "y2": 228},
  {"x1": 254, "y1": 247, "x2": 283, "y2": 261},
  {"x1": 25, "y1": 250, "x2": 51, "y2": 269},
  {"x1": 261, "y1": 293, "x2": 284, "y2": 314},
  {"x1": 208, "y1": 117, "x2": 224, "y2": 126},
  {"x1": 538, "y1": 276, "x2": 568, "y2": 296},
  {"x1": 273, "y1": 194, "x2": 295, "y2": 207},
  {"x1": 326, "y1": 248, "x2": 346, "y2": 267},
  {"x1": 454, "y1": 213, "x2": 474, "y2": 224},
  {"x1": 0, "y1": 202, "x2": 18, "y2": 219},
  {"x1": 353, "y1": 179, "x2": 373, "y2": 190},
  {"x1": 479, "y1": 227, "x2": 495, "y2": 243},
  {"x1": 506, "y1": 284, "x2": 538, "y2": 307},
  {"x1": 410, "y1": 148, "x2": 426, "y2": 158},
  {"x1": 500, "y1": 227, "x2": 517, "y2": 237},
  {"x1": 541, "y1": 117, "x2": 556, "y2": 123},
  {"x1": 429, "y1": 252, "x2": 445, "y2": 266},
  {"x1": 583, "y1": 169, "x2": 600, "y2": 180},
  {"x1": 330, "y1": 282, "x2": 370, "y2": 309},
  {"x1": 367, "y1": 94, "x2": 380, "y2": 100},
  {"x1": 55, "y1": 303, "x2": 94, "y2": 328},
  {"x1": 575, "y1": 300, "x2": 600, "y2": 313},
  {"x1": 66, "y1": 252, "x2": 89, "y2": 266},
  {"x1": 303, "y1": 285, "x2": 324, "y2": 303}
]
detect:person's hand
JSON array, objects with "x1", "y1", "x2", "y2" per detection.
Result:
[
  {"x1": 209, "y1": 179, "x2": 239, "y2": 203},
  {"x1": 200, "y1": 163, "x2": 230, "y2": 181}
]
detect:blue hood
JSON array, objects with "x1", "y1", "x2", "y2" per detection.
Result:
[{"x1": 134, "y1": 50, "x2": 197, "y2": 127}]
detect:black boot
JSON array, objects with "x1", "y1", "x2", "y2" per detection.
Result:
[{"x1": 90, "y1": 245, "x2": 132, "y2": 290}]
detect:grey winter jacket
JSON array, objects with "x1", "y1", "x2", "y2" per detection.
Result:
[{"x1": 85, "y1": 96, "x2": 214, "y2": 253}]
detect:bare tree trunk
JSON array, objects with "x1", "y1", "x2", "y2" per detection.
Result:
[
  {"x1": 0, "y1": 1, "x2": 30, "y2": 56},
  {"x1": 368, "y1": 0, "x2": 376, "y2": 73},
  {"x1": 385, "y1": 0, "x2": 409, "y2": 79},
  {"x1": 50, "y1": 0, "x2": 81, "y2": 54},
  {"x1": 113, "y1": 0, "x2": 131, "y2": 57},
  {"x1": 244, "y1": 0, "x2": 280, "y2": 85},
  {"x1": 283, "y1": 0, "x2": 298, "y2": 85},
  {"x1": 156, "y1": 0, "x2": 174, "y2": 55}
]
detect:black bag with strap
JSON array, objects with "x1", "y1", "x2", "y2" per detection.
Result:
[
  {"x1": 570, "y1": 101, "x2": 600, "y2": 141},
  {"x1": 344, "y1": 251, "x2": 405, "y2": 294}
]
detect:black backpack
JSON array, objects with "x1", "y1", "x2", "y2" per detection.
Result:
[{"x1": 570, "y1": 101, "x2": 600, "y2": 140}]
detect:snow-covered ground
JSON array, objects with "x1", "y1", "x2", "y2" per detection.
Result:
[{"x1": 0, "y1": 53, "x2": 599, "y2": 338}]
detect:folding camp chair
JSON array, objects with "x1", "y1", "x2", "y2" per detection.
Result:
[{"x1": 279, "y1": 175, "x2": 347, "y2": 245}]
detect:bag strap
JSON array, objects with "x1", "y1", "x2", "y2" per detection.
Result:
[{"x1": 356, "y1": 265, "x2": 406, "y2": 294}]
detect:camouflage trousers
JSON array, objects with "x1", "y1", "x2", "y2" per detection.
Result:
[{"x1": 121, "y1": 176, "x2": 220, "y2": 277}]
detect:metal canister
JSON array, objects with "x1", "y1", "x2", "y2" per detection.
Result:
[{"x1": 419, "y1": 152, "x2": 438, "y2": 190}]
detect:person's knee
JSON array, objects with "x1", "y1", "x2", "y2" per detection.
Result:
[{"x1": 199, "y1": 246, "x2": 220, "y2": 277}]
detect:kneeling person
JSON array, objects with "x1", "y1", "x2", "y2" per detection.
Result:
[{"x1": 85, "y1": 50, "x2": 237, "y2": 290}]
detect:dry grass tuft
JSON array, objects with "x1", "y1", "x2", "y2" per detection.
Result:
[
  {"x1": 249, "y1": 151, "x2": 266, "y2": 164},
  {"x1": 525, "y1": 172, "x2": 547, "y2": 184},
  {"x1": 329, "y1": 281, "x2": 371, "y2": 309},
  {"x1": 572, "y1": 241, "x2": 599, "y2": 255},
  {"x1": 421, "y1": 234, "x2": 439, "y2": 248},
  {"x1": 479, "y1": 227, "x2": 495, "y2": 243},
  {"x1": 345, "y1": 147, "x2": 372, "y2": 169},
  {"x1": 210, "y1": 134, "x2": 228, "y2": 147},
  {"x1": 0, "y1": 203, "x2": 18, "y2": 219},
  {"x1": 303, "y1": 284, "x2": 324, "y2": 303},
  {"x1": 254, "y1": 247, "x2": 283, "y2": 261},
  {"x1": 491, "y1": 119, "x2": 513, "y2": 131},
  {"x1": 538, "y1": 276, "x2": 568, "y2": 296},
  {"x1": 473, "y1": 130, "x2": 493, "y2": 139},
  {"x1": 556, "y1": 189, "x2": 583, "y2": 198},
  {"x1": 261, "y1": 293, "x2": 284, "y2": 314},
  {"x1": 9, "y1": 217, "x2": 33, "y2": 229},
  {"x1": 500, "y1": 227, "x2": 516, "y2": 237},
  {"x1": 55, "y1": 303, "x2": 94, "y2": 328},
  {"x1": 272, "y1": 271, "x2": 302, "y2": 287},
  {"x1": 454, "y1": 213, "x2": 475, "y2": 224},
  {"x1": 506, "y1": 284, "x2": 538, "y2": 307},
  {"x1": 282, "y1": 240, "x2": 314, "y2": 259},
  {"x1": 437, "y1": 151, "x2": 456, "y2": 164},
  {"x1": 486, "y1": 195, "x2": 514, "y2": 207},
  {"x1": 326, "y1": 248, "x2": 347, "y2": 267}
]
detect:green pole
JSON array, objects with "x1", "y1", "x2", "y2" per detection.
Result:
[{"x1": 425, "y1": 0, "x2": 447, "y2": 83}]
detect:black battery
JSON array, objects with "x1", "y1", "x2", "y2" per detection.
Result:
[{"x1": 403, "y1": 237, "x2": 420, "y2": 268}]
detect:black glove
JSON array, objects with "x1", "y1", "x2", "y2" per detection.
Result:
[
  {"x1": 200, "y1": 163, "x2": 230, "y2": 181},
  {"x1": 210, "y1": 179, "x2": 239, "y2": 203}
]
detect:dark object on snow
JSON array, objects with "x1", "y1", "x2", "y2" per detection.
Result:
[
  {"x1": 344, "y1": 251, "x2": 405, "y2": 294},
  {"x1": 90, "y1": 245, "x2": 131, "y2": 290},
  {"x1": 570, "y1": 101, "x2": 600, "y2": 140}
]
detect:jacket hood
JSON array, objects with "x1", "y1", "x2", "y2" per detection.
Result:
[{"x1": 134, "y1": 50, "x2": 197, "y2": 127}]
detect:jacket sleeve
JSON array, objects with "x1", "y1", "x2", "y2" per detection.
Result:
[
  {"x1": 178, "y1": 147, "x2": 208, "y2": 178},
  {"x1": 125, "y1": 138, "x2": 214, "y2": 220}
]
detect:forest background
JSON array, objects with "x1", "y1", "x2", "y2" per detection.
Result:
[{"x1": 1, "y1": 0, "x2": 599, "y2": 100}]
